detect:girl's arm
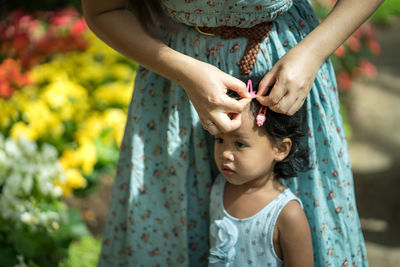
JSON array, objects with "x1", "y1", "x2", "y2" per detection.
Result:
[
  {"x1": 277, "y1": 201, "x2": 314, "y2": 267},
  {"x1": 257, "y1": 0, "x2": 384, "y2": 115},
  {"x1": 81, "y1": 0, "x2": 250, "y2": 134}
]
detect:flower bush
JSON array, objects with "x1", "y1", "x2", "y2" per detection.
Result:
[
  {"x1": 0, "y1": 8, "x2": 136, "y2": 196},
  {"x1": 0, "y1": 133, "x2": 88, "y2": 267},
  {"x1": 0, "y1": 7, "x2": 88, "y2": 69}
]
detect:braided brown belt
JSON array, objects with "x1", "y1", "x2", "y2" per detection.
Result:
[{"x1": 196, "y1": 22, "x2": 274, "y2": 75}]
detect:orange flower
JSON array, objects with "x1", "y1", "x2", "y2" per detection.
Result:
[
  {"x1": 368, "y1": 39, "x2": 381, "y2": 56},
  {"x1": 346, "y1": 36, "x2": 361, "y2": 52},
  {"x1": 334, "y1": 45, "x2": 346, "y2": 58},
  {"x1": 0, "y1": 58, "x2": 31, "y2": 98}
]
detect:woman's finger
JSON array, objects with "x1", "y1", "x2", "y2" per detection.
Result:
[
  {"x1": 257, "y1": 70, "x2": 276, "y2": 97},
  {"x1": 211, "y1": 111, "x2": 244, "y2": 133},
  {"x1": 207, "y1": 123, "x2": 220, "y2": 135},
  {"x1": 257, "y1": 79, "x2": 287, "y2": 107},
  {"x1": 224, "y1": 75, "x2": 250, "y2": 99},
  {"x1": 220, "y1": 95, "x2": 251, "y2": 113},
  {"x1": 273, "y1": 92, "x2": 298, "y2": 114},
  {"x1": 287, "y1": 96, "x2": 307, "y2": 116}
]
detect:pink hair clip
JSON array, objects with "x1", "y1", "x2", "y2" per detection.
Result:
[
  {"x1": 256, "y1": 106, "x2": 267, "y2": 126},
  {"x1": 247, "y1": 79, "x2": 258, "y2": 99},
  {"x1": 247, "y1": 79, "x2": 267, "y2": 126}
]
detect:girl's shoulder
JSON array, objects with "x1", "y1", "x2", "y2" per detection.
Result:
[
  {"x1": 276, "y1": 189, "x2": 304, "y2": 223},
  {"x1": 275, "y1": 190, "x2": 308, "y2": 237}
]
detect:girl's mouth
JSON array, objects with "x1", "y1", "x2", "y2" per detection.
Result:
[{"x1": 222, "y1": 165, "x2": 235, "y2": 176}]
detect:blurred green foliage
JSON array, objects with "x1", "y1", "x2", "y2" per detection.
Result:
[
  {"x1": 58, "y1": 236, "x2": 102, "y2": 267},
  {"x1": 371, "y1": 0, "x2": 400, "y2": 24}
]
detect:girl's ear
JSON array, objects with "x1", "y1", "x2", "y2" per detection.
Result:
[{"x1": 273, "y1": 138, "x2": 292, "y2": 162}]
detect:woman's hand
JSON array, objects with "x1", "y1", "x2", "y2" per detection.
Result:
[
  {"x1": 256, "y1": 45, "x2": 323, "y2": 115},
  {"x1": 180, "y1": 60, "x2": 251, "y2": 135}
]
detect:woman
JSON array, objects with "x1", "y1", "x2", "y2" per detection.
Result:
[{"x1": 82, "y1": 0, "x2": 383, "y2": 266}]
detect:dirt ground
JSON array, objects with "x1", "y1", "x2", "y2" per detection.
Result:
[{"x1": 64, "y1": 20, "x2": 400, "y2": 267}]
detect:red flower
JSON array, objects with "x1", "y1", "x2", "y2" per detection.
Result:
[{"x1": 71, "y1": 18, "x2": 88, "y2": 37}]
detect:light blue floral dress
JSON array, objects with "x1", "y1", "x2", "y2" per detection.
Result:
[
  {"x1": 209, "y1": 175, "x2": 303, "y2": 267},
  {"x1": 99, "y1": 1, "x2": 368, "y2": 266}
]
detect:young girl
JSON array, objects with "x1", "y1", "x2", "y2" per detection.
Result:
[{"x1": 209, "y1": 78, "x2": 313, "y2": 266}]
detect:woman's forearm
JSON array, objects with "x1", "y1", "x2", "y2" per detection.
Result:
[
  {"x1": 81, "y1": 0, "x2": 197, "y2": 86},
  {"x1": 297, "y1": 0, "x2": 384, "y2": 63}
]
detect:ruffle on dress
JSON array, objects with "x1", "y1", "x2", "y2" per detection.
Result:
[{"x1": 209, "y1": 218, "x2": 238, "y2": 266}]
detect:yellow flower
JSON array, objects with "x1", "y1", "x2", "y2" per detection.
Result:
[
  {"x1": 9, "y1": 122, "x2": 38, "y2": 140},
  {"x1": 65, "y1": 168, "x2": 87, "y2": 190},
  {"x1": 0, "y1": 100, "x2": 19, "y2": 129},
  {"x1": 76, "y1": 138, "x2": 97, "y2": 175},
  {"x1": 109, "y1": 64, "x2": 135, "y2": 81},
  {"x1": 103, "y1": 109, "x2": 127, "y2": 145},
  {"x1": 60, "y1": 149, "x2": 80, "y2": 170},
  {"x1": 54, "y1": 179, "x2": 72, "y2": 197},
  {"x1": 21, "y1": 100, "x2": 53, "y2": 137},
  {"x1": 42, "y1": 77, "x2": 89, "y2": 121},
  {"x1": 94, "y1": 81, "x2": 133, "y2": 107},
  {"x1": 30, "y1": 61, "x2": 68, "y2": 84},
  {"x1": 75, "y1": 113, "x2": 104, "y2": 141}
]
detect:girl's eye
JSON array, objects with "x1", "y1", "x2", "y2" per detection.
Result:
[{"x1": 235, "y1": 141, "x2": 246, "y2": 148}]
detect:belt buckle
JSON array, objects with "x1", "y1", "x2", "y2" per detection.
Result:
[{"x1": 194, "y1": 25, "x2": 216, "y2": 37}]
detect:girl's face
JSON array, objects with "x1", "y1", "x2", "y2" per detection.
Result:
[{"x1": 214, "y1": 107, "x2": 288, "y2": 186}]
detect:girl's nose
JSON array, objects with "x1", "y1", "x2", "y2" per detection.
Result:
[{"x1": 222, "y1": 149, "x2": 234, "y2": 161}]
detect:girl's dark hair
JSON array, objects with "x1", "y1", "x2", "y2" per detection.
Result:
[
  {"x1": 129, "y1": 0, "x2": 176, "y2": 39},
  {"x1": 228, "y1": 76, "x2": 310, "y2": 179}
]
